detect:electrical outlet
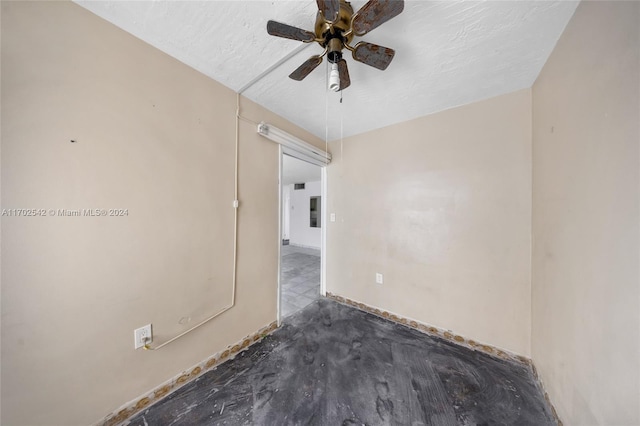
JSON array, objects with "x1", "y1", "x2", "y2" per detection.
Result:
[
  {"x1": 330, "y1": 213, "x2": 336, "y2": 222},
  {"x1": 134, "y1": 324, "x2": 152, "y2": 349},
  {"x1": 376, "y1": 273, "x2": 383, "y2": 284}
]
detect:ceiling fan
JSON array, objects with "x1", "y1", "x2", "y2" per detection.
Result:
[{"x1": 266, "y1": 0, "x2": 404, "y2": 91}]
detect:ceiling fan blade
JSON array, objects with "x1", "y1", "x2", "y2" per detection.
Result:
[
  {"x1": 289, "y1": 56, "x2": 323, "y2": 81},
  {"x1": 352, "y1": 41, "x2": 395, "y2": 70},
  {"x1": 337, "y1": 59, "x2": 351, "y2": 90},
  {"x1": 352, "y1": 0, "x2": 404, "y2": 36},
  {"x1": 317, "y1": 0, "x2": 340, "y2": 22},
  {"x1": 267, "y1": 20, "x2": 315, "y2": 42}
]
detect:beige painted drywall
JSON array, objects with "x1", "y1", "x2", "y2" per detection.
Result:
[
  {"x1": 531, "y1": 1, "x2": 640, "y2": 424},
  {"x1": 0, "y1": 2, "x2": 324, "y2": 424},
  {"x1": 327, "y1": 89, "x2": 533, "y2": 355}
]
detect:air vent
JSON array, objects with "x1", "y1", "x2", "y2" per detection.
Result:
[{"x1": 294, "y1": 183, "x2": 305, "y2": 190}]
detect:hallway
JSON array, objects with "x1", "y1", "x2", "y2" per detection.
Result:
[{"x1": 280, "y1": 245, "x2": 321, "y2": 318}]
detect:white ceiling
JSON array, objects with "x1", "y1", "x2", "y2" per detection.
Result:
[
  {"x1": 75, "y1": 1, "x2": 579, "y2": 141},
  {"x1": 283, "y1": 154, "x2": 321, "y2": 185}
]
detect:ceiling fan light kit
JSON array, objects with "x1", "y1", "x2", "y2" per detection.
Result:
[
  {"x1": 329, "y1": 62, "x2": 341, "y2": 92},
  {"x1": 267, "y1": 0, "x2": 404, "y2": 92}
]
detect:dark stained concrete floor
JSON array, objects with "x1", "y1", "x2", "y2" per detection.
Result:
[{"x1": 128, "y1": 299, "x2": 556, "y2": 426}]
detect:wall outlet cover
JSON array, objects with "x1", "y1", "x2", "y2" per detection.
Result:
[{"x1": 134, "y1": 324, "x2": 152, "y2": 349}]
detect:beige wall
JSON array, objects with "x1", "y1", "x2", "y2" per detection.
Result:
[
  {"x1": 327, "y1": 89, "x2": 533, "y2": 355},
  {"x1": 0, "y1": 2, "x2": 323, "y2": 424},
  {"x1": 5, "y1": 1, "x2": 638, "y2": 425},
  {"x1": 531, "y1": 1, "x2": 640, "y2": 425}
]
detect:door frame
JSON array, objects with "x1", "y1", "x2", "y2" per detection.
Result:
[{"x1": 277, "y1": 146, "x2": 327, "y2": 326}]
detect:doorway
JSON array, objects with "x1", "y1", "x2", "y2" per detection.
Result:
[{"x1": 279, "y1": 153, "x2": 325, "y2": 321}]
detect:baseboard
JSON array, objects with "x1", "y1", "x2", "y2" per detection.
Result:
[
  {"x1": 98, "y1": 321, "x2": 279, "y2": 426},
  {"x1": 325, "y1": 292, "x2": 563, "y2": 426}
]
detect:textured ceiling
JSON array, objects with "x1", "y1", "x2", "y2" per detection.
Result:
[{"x1": 75, "y1": 1, "x2": 579, "y2": 141}]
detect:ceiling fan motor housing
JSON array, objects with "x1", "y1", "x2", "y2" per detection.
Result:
[{"x1": 315, "y1": 0, "x2": 355, "y2": 63}]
